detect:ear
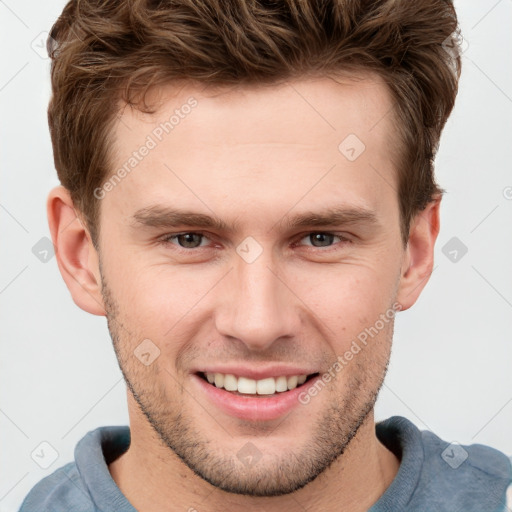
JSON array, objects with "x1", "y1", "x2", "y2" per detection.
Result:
[
  {"x1": 47, "y1": 186, "x2": 105, "y2": 316},
  {"x1": 396, "y1": 195, "x2": 441, "y2": 311}
]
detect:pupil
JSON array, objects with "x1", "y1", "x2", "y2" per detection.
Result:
[
  {"x1": 312, "y1": 233, "x2": 333, "y2": 247},
  {"x1": 180, "y1": 233, "x2": 201, "y2": 248}
]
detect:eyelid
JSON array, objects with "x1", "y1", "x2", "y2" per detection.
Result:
[
  {"x1": 159, "y1": 231, "x2": 213, "y2": 248},
  {"x1": 159, "y1": 230, "x2": 352, "y2": 251},
  {"x1": 292, "y1": 231, "x2": 352, "y2": 250}
]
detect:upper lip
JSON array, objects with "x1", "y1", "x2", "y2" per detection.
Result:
[{"x1": 193, "y1": 365, "x2": 318, "y2": 381}]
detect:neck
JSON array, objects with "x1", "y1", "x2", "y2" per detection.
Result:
[{"x1": 109, "y1": 399, "x2": 400, "y2": 512}]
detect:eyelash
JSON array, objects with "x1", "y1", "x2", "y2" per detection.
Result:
[{"x1": 159, "y1": 231, "x2": 351, "y2": 253}]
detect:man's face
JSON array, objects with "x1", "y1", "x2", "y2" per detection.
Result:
[{"x1": 97, "y1": 75, "x2": 406, "y2": 496}]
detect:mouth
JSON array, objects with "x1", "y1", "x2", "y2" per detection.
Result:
[
  {"x1": 192, "y1": 369, "x2": 323, "y2": 421},
  {"x1": 196, "y1": 371, "x2": 320, "y2": 397}
]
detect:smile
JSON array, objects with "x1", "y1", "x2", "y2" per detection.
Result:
[
  {"x1": 198, "y1": 372, "x2": 318, "y2": 396},
  {"x1": 192, "y1": 367, "x2": 322, "y2": 420}
]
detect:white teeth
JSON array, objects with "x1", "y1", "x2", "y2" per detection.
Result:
[
  {"x1": 223, "y1": 374, "x2": 238, "y2": 391},
  {"x1": 287, "y1": 376, "x2": 298, "y2": 390},
  {"x1": 297, "y1": 375, "x2": 307, "y2": 385},
  {"x1": 214, "y1": 373, "x2": 224, "y2": 388},
  {"x1": 238, "y1": 376, "x2": 257, "y2": 394},
  {"x1": 203, "y1": 372, "x2": 310, "y2": 395},
  {"x1": 275, "y1": 376, "x2": 288, "y2": 392},
  {"x1": 256, "y1": 377, "x2": 276, "y2": 395}
]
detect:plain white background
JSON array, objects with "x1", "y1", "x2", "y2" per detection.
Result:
[{"x1": 1, "y1": 1, "x2": 511, "y2": 510}]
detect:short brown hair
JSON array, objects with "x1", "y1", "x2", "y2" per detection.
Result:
[{"x1": 47, "y1": 0, "x2": 462, "y2": 246}]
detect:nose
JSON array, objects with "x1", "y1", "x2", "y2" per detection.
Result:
[{"x1": 215, "y1": 247, "x2": 299, "y2": 352}]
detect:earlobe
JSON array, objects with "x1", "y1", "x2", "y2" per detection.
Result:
[
  {"x1": 396, "y1": 195, "x2": 442, "y2": 311},
  {"x1": 47, "y1": 186, "x2": 106, "y2": 316}
]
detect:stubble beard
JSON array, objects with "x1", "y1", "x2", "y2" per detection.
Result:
[{"x1": 101, "y1": 275, "x2": 391, "y2": 497}]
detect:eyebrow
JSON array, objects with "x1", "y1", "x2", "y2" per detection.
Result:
[{"x1": 131, "y1": 205, "x2": 379, "y2": 233}]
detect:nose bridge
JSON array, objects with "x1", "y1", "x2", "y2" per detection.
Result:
[{"x1": 216, "y1": 242, "x2": 297, "y2": 351}]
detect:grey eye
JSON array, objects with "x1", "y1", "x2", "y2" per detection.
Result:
[
  {"x1": 174, "y1": 233, "x2": 205, "y2": 249},
  {"x1": 302, "y1": 233, "x2": 338, "y2": 248}
]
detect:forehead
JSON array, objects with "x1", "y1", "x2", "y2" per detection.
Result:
[
  {"x1": 106, "y1": 73, "x2": 399, "y2": 229},
  {"x1": 119, "y1": 72, "x2": 396, "y2": 150}
]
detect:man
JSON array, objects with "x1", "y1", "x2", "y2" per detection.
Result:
[{"x1": 19, "y1": 0, "x2": 512, "y2": 511}]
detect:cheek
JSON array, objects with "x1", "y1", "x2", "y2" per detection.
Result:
[
  {"x1": 293, "y1": 259, "x2": 398, "y2": 326},
  {"x1": 105, "y1": 257, "x2": 216, "y2": 341}
]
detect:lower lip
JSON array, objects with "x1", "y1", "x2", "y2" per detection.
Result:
[{"x1": 191, "y1": 374, "x2": 320, "y2": 421}]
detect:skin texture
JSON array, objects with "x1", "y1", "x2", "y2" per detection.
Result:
[{"x1": 48, "y1": 74, "x2": 440, "y2": 511}]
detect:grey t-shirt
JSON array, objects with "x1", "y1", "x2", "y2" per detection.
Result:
[{"x1": 19, "y1": 416, "x2": 512, "y2": 511}]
